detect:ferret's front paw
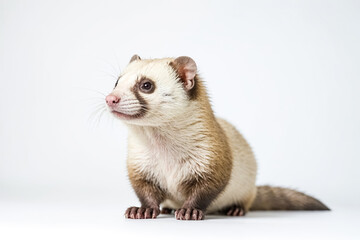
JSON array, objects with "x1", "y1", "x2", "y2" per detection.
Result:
[
  {"x1": 125, "y1": 206, "x2": 160, "y2": 219},
  {"x1": 175, "y1": 208, "x2": 204, "y2": 220}
]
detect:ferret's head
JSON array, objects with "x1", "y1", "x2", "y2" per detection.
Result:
[{"x1": 105, "y1": 55, "x2": 198, "y2": 126}]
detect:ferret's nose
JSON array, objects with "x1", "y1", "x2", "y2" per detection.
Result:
[{"x1": 106, "y1": 94, "x2": 120, "y2": 107}]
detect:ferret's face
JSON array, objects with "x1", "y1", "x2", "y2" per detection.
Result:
[{"x1": 105, "y1": 56, "x2": 195, "y2": 126}]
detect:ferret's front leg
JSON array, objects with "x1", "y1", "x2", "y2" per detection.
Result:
[
  {"x1": 125, "y1": 177, "x2": 165, "y2": 219},
  {"x1": 175, "y1": 178, "x2": 225, "y2": 220}
]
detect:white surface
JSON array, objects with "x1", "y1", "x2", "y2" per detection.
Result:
[
  {"x1": 1, "y1": 190, "x2": 359, "y2": 240},
  {"x1": 1, "y1": 0, "x2": 360, "y2": 239}
]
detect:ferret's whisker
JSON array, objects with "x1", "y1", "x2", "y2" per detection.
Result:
[
  {"x1": 118, "y1": 106, "x2": 142, "y2": 110},
  {"x1": 99, "y1": 70, "x2": 118, "y2": 79},
  {"x1": 90, "y1": 109, "x2": 106, "y2": 124},
  {"x1": 85, "y1": 97, "x2": 106, "y2": 103},
  {"x1": 90, "y1": 103, "x2": 107, "y2": 111},
  {"x1": 114, "y1": 53, "x2": 122, "y2": 74},
  {"x1": 81, "y1": 87, "x2": 107, "y2": 97},
  {"x1": 121, "y1": 99, "x2": 138, "y2": 104},
  {"x1": 118, "y1": 103, "x2": 139, "y2": 107},
  {"x1": 96, "y1": 108, "x2": 107, "y2": 126},
  {"x1": 88, "y1": 104, "x2": 107, "y2": 125},
  {"x1": 100, "y1": 58, "x2": 122, "y2": 77}
]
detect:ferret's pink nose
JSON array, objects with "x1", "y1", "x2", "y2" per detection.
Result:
[{"x1": 106, "y1": 94, "x2": 120, "y2": 107}]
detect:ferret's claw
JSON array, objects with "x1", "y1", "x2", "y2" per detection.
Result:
[
  {"x1": 125, "y1": 207, "x2": 160, "y2": 219},
  {"x1": 224, "y1": 205, "x2": 246, "y2": 216},
  {"x1": 175, "y1": 208, "x2": 204, "y2": 220}
]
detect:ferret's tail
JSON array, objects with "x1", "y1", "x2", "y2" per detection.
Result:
[{"x1": 250, "y1": 185, "x2": 330, "y2": 211}]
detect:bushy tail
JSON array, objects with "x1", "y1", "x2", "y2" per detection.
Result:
[{"x1": 250, "y1": 185, "x2": 330, "y2": 211}]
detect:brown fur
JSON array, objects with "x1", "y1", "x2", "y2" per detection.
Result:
[
  {"x1": 130, "y1": 80, "x2": 149, "y2": 118},
  {"x1": 172, "y1": 77, "x2": 233, "y2": 219},
  {"x1": 169, "y1": 60, "x2": 198, "y2": 100},
  {"x1": 127, "y1": 165, "x2": 166, "y2": 209},
  {"x1": 174, "y1": 76, "x2": 233, "y2": 208},
  {"x1": 251, "y1": 186, "x2": 330, "y2": 211},
  {"x1": 129, "y1": 54, "x2": 141, "y2": 63}
]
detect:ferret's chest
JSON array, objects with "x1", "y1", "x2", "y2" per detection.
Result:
[
  {"x1": 129, "y1": 136, "x2": 201, "y2": 201},
  {"x1": 128, "y1": 127, "x2": 211, "y2": 201},
  {"x1": 145, "y1": 145, "x2": 190, "y2": 200}
]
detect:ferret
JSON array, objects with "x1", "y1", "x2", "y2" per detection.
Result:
[{"x1": 105, "y1": 55, "x2": 329, "y2": 220}]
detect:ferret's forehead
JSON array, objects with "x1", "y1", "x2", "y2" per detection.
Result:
[{"x1": 122, "y1": 58, "x2": 174, "y2": 77}]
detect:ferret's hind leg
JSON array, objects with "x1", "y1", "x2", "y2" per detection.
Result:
[
  {"x1": 221, "y1": 204, "x2": 247, "y2": 216},
  {"x1": 160, "y1": 207, "x2": 175, "y2": 214},
  {"x1": 161, "y1": 199, "x2": 181, "y2": 215}
]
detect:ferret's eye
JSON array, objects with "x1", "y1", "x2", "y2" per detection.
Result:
[
  {"x1": 142, "y1": 82, "x2": 151, "y2": 90},
  {"x1": 139, "y1": 79, "x2": 155, "y2": 93}
]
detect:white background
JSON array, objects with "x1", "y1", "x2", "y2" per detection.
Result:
[{"x1": 1, "y1": 0, "x2": 359, "y2": 239}]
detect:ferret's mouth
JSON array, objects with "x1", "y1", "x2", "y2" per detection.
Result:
[{"x1": 111, "y1": 110, "x2": 142, "y2": 120}]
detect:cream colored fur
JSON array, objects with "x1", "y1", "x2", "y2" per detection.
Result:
[
  {"x1": 208, "y1": 118, "x2": 257, "y2": 212},
  {"x1": 110, "y1": 58, "x2": 257, "y2": 213}
]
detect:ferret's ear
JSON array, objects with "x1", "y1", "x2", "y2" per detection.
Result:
[
  {"x1": 170, "y1": 56, "x2": 197, "y2": 91},
  {"x1": 129, "y1": 54, "x2": 141, "y2": 63}
]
